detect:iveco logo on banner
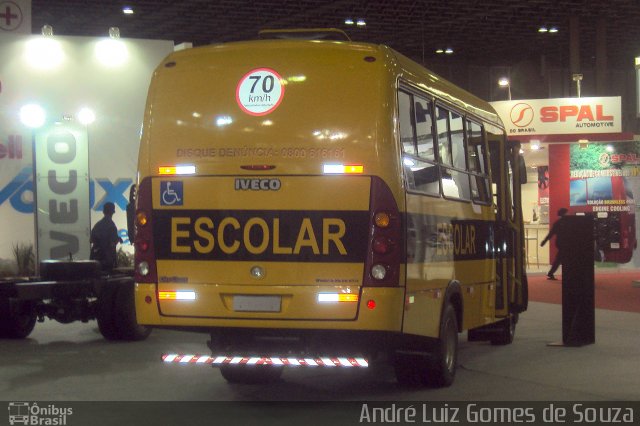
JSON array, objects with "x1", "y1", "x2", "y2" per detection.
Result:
[
  {"x1": 490, "y1": 96, "x2": 621, "y2": 136},
  {"x1": 34, "y1": 123, "x2": 90, "y2": 261}
]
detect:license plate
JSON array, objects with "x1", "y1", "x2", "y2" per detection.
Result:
[{"x1": 233, "y1": 295, "x2": 281, "y2": 312}]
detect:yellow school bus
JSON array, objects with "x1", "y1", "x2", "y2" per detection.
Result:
[{"x1": 134, "y1": 29, "x2": 527, "y2": 387}]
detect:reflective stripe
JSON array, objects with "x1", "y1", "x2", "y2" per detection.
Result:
[{"x1": 161, "y1": 354, "x2": 369, "y2": 367}]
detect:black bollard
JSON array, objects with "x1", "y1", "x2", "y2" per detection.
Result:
[{"x1": 559, "y1": 215, "x2": 595, "y2": 346}]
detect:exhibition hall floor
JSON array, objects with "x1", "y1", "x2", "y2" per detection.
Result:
[{"x1": 527, "y1": 270, "x2": 640, "y2": 313}]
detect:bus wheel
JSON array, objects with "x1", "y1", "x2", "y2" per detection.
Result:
[
  {"x1": 0, "y1": 303, "x2": 36, "y2": 339},
  {"x1": 393, "y1": 353, "x2": 428, "y2": 387},
  {"x1": 425, "y1": 303, "x2": 458, "y2": 387},
  {"x1": 114, "y1": 282, "x2": 152, "y2": 341},
  {"x1": 219, "y1": 365, "x2": 284, "y2": 384},
  {"x1": 491, "y1": 314, "x2": 517, "y2": 346}
]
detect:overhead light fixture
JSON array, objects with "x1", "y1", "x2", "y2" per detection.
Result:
[
  {"x1": 444, "y1": 48, "x2": 453, "y2": 54},
  {"x1": 344, "y1": 18, "x2": 354, "y2": 25},
  {"x1": 549, "y1": 27, "x2": 558, "y2": 33},
  {"x1": 216, "y1": 115, "x2": 233, "y2": 127},
  {"x1": 109, "y1": 26, "x2": 120, "y2": 39},
  {"x1": 538, "y1": 26, "x2": 548, "y2": 33},
  {"x1": 26, "y1": 26, "x2": 64, "y2": 70},
  {"x1": 96, "y1": 27, "x2": 128, "y2": 67},
  {"x1": 435, "y1": 48, "x2": 444, "y2": 54},
  {"x1": 41, "y1": 24, "x2": 53, "y2": 37},
  {"x1": 77, "y1": 107, "x2": 96, "y2": 125},
  {"x1": 20, "y1": 104, "x2": 47, "y2": 128},
  {"x1": 498, "y1": 77, "x2": 511, "y2": 100},
  {"x1": 122, "y1": 6, "x2": 134, "y2": 15},
  {"x1": 356, "y1": 19, "x2": 366, "y2": 27}
]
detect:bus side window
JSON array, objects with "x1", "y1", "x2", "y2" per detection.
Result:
[
  {"x1": 436, "y1": 106, "x2": 470, "y2": 200},
  {"x1": 467, "y1": 120, "x2": 490, "y2": 203},
  {"x1": 415, "y1": 97, "x2": 435, "y2": 161},
  {"x1": 436, "y1": 106, "x2": 451, "y2": 166},
  {"x1": 399, "y1": 89, "x2": 439, "y2": 196},
  {"x1": 398, "y1": 91, "x2": 416, "y2": 156}
]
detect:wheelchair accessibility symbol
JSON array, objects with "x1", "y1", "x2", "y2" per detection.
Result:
[{"x1": 160, "y1": 181, "x2": 183, "y2": 206}]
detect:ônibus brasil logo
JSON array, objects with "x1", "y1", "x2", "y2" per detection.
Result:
[
  {"x1": 7, "y1": 402, "x2": 73, "y2": 425},
  {"x1": 509, "y1": 103, "x2": 534, "y2": 128}
]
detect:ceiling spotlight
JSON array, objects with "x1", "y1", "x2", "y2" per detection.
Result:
[
  {"x1": 435, "y1": 48, "x2": 444, "y2": 54},
  {"x1": 41, "y1": 24, "x2": 53, "y2": 37},
  {"x1": 444, "y1": 48, "x2": 453, "y2": 54},
  {"x1": 356, "y1": 19, "x2": 366, "y2": 26},
  {"x1": 122, "y1": 6, "x2": 134, "y2": 15},
  {"x1": 20, "y1": 104, "x2": 47, "y2": 128},
  {"x1": 538, "y1": 26, "x2": 548, "y2": 33},
  {"x1": 96, "y1": 28, "x2": 128, "y2": 67},
  {"x1": 77, "y1": 107, "x2": 96, "y2": 125},
  {"x1": 549, "y1": 27, "x2": 558, "y2": 33},
  {"x1": 344, "y1": 18, "x2": 354, "y2": 25}
]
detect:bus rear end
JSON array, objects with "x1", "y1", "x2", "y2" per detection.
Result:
[{"x1": 133, "y1": 37, "x2": 406, "y2": 377}]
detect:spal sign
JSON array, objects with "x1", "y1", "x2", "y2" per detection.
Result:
[
  {"x1": 34, "y1": 123, "x2": 90, "y2": 261},
  {"x1": 491, "y1": 97, "x2": 621, "y2": 136}
]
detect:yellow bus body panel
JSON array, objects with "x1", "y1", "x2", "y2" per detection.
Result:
[{"x1": 135, "y1": 37, "x2": 511, "y2": 339}]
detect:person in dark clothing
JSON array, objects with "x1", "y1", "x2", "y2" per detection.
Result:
[
  {"x1": 90, "y1": 202, "x2": 123, "y2": 270},
  {"x1": 126, "y1": 184, "x2": 137, "y2": 243},
  {"x1": 540, "y1": 207, "x2": 569, "y2": 280}
]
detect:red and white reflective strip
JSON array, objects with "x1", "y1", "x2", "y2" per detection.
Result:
[{"x1": 161, "y1": 354, "x2": 369, "y2": 367}]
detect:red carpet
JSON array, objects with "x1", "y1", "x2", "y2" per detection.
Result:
[{"x1": 527, "y1": 271, "x2": 640, "y2": 313}]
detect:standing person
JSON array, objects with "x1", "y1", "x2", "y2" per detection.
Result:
[
  {"x1": 126, "y1": 184, "x2": 137, "y2": 243},
  {"x1": 540, "y1": 208, "x2": 569, "y2": 280},
  {"x1": 90, "y1": 202, "x2": 123, "y2": 271}
]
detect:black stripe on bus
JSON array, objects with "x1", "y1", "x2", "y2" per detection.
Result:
[
  {"x1": 153, "y1": 209, "x2": 369, "y2": 263},
  {"x1": 406, "y1": 213, "x2": 500, "y2": 263}
]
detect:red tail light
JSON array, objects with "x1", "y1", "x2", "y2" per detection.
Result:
[
  {"x1": 363, "y1": 176, "x2": 402, "y2": 287},
  {"x1": 134, "y1": 177, "x2": 158, "y2": 283}
]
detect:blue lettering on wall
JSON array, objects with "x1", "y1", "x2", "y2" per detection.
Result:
[
  {"x1": 0, "y1": 166, "x2": 33, "y2": 213},
  {"x1": 1, "y1": 167, "x2": 133, "y2": 213},
  {"x1": 94, "y1": 178, "x2": 131, "y2": 211}
]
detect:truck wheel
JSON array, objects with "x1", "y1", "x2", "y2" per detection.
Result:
[
  {"x1": 40, "y1": 260, "x2": 100, "y2": 281},
  {"x1": 114, "y1": 282, "x2": 151, "y2": 341},
  {"x1": 96, "y1": 286, "x2": 121, "y2": 340},
  {"x1": 425, "y1": 303, "x2": 458, "y2": 387},
  {"x1": 219, "y1": 365, "x2": 283, "y2": 384},
  {"x1": 0, "y1": 302, "x2": 36, "y2": 339},
  {"x1": 490, "y1": 314, "x2": 517, "y2": 346}
]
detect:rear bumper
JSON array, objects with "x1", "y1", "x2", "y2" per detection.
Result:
[{"x1": 135, "y1": 283, "x2": 404, "y2": 332}]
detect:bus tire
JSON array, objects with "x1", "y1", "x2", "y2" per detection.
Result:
[
  {"x1": 490, "y1": 314, "x2": 517, "y2": 346},
  {"x1": 96, "y1": 286, "x2": 121, "y2": 340},
  {"x1": 425, "y1": 303, "x2": 458, "y2": 387},
  {"x1": 219, "y1": 365, "x2": 283, "y2": 384},
  {"x1": 0, "y1": 302, "x2": 36, "y2": 339},
  {"x1": 393, "y1": 353, "x2": 428, "y2": 387},
  {"x1": 114, "y1": 282, "x2": 152, "y2": 341}
]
